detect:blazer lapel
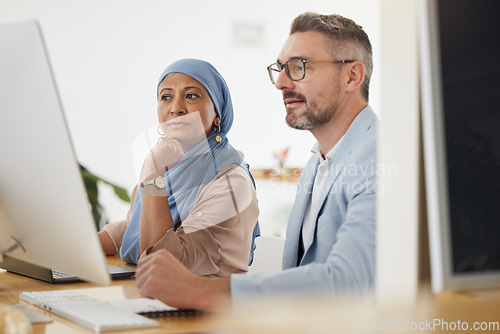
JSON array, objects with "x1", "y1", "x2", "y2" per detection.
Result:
[
  {"x1": 282, "y1": 156, "x2": 318, "y2": 269},
  {"x1": 300, "y1": 147, "x2": 350, "y2": 260},
  {"x1": 300, "y1": 106, "x2": 378, "y2": 260}
]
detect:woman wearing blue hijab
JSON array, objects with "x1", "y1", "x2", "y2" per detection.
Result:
[{"x1": 99, "y1": 59, "x2": 260, "y2": 276}]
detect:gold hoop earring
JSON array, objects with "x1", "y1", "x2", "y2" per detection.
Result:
[
  {"x1": 157, "y1": 124, "x2": 165, "y2": 136},
  {"x1": 215, "y1": 125, "x2": 222, "y2": 143}
]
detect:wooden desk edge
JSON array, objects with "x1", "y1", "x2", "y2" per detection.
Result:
[{"x1": 1, "y1": 256, "x2": 220, "y2": 334}]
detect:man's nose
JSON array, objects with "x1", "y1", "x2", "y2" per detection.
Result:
[{"x1": 275, "y1": 69, "x2": 295, "y2": 91}]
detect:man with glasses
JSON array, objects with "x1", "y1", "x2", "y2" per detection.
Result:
[{"x1": 135, "y1": 12, "x2": 377, "y2": 310}]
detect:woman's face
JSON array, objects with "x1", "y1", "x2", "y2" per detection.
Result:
[{"x1": 157, "y1": 72, "x2": 218, "y2": 151}]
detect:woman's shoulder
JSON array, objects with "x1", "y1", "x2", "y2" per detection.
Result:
[
  {"x1": 195, "y1": 163, "x2": 256, "y2": 208},
  {"x1": 214, "y1": 163, "x2": 252, "y2": 181}
]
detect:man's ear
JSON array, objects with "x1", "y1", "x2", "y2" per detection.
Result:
[{"x1": 345, "y1": 61, "x2": 366, "y2": 93}]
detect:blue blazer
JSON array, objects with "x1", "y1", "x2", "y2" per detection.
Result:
[{"x1": 231, "y1": 106, "x2": 378, "y2": 299}]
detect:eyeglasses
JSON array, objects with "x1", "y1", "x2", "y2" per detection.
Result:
[{"x1": 267, "y1": 59, "x2": 355, "y2": 85}]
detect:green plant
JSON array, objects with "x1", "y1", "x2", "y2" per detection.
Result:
[{"x1": 79, "y1": 164, "x2": 130, "y2": 230}]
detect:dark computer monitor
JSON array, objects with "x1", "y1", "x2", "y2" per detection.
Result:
[
  {"x1": 0, "y1": 20, "x2": 112, "y2": 285},
  {"x1": 419, "y1": 0, "x2": 500, "y2": 292}
]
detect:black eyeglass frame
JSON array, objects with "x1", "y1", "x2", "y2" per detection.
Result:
[{"x1": 267, "y1": 59, "x2": 355, "y2": 85}]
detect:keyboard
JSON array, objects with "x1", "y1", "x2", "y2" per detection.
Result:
[
  {"x1": 20, "y1": 290, "x2": 160, "y2": 332},
  {"x1": 51, "y1": 270, "x2": 75, "y2": 280}
]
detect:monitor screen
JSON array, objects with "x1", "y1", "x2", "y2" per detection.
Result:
[
  {"x1": 0, "y1": 20, "x2": 111, "y2": 285},
  {"x1": 420, "y1": 0, "x2": 500, "y2": 292}
]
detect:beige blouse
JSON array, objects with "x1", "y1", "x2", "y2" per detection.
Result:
[{"x1": 102, "y1": 164, "x2": 259, "y2": 277}]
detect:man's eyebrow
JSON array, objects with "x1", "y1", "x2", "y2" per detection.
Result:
[{"x1": 276, "y1": 56, "x2": 305, "y2": 64}]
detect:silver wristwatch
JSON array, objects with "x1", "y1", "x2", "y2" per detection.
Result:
[{"x1": 140, "y1": 175, "x2": 167, "y2": 189}]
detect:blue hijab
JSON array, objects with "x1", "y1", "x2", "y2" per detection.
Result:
[{"x1": 120, "y1": 59, "x2": 260, "y2": 265}]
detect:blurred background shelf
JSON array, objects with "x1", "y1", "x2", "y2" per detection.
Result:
[{"x1": 250, "y1": 168, "x2": 302, "y2": 183}]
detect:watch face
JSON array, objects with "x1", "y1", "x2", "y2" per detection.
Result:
[{"x1": 154, "y1": 176, "x2": 167, "y2": 189}]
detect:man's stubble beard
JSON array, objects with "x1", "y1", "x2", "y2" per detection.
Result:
[{"x1": 286, "y1": 98, "x2": 338, "y2": 131}]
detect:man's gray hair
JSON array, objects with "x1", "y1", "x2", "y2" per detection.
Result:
[{"x1": 290, "y1": 12, "x2": 373, "y2": 101}]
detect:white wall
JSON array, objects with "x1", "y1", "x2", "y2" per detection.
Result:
[
  {"x1": 376, "y1": 0, "x2": 421, "y2": 303},
  {"x1": 0, "y1": 0, "x2": 380, "y2": 224}
]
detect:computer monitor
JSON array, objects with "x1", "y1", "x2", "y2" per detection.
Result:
[
  {"x1": 419, "y1": 0, "x2": 500, "y2": 293},
  {"x1": 0, "y1": 20, "x2": 111, "y2": 285}
]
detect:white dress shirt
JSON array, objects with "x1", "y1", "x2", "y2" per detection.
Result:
[{"x1": 301, "y1": 137, "x2": 344, "y2": 250}]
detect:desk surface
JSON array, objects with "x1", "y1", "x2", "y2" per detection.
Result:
[
  {"x1": 3, "y1": 257, "x2": 500, "y2": 334},
  {"x1": 0, "y1": 256, "x2": 221, "y2": 334}
]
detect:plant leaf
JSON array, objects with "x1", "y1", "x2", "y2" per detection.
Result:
[{"x1": 79, "y1": 163, "x2": 130, "y2": 230}]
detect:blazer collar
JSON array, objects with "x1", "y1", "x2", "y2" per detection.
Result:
[
  {"x1": 283, "y1": 105, "x2": 377, "y2": 268},
  {"x1": 301, "y1": 105, "x2": 378, "y2": 259}
]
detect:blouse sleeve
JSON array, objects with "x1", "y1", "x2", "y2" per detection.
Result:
[
  {"x1": 140, "y1": 164, "x2": 259, "y2": 277},
  {"x1": 102, "y1": 185, "x2": 139, "y2": 254}
]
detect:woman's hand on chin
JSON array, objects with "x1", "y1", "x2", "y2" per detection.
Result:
[{"x1": 139, "y1": 136, "x2": 184, "y2": 189}]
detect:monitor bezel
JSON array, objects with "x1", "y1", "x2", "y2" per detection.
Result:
[
  {"x1": 419, "y1": 0, "x2": 500, "y2": 293},
  {"x1": 0, "y1": 20, "x2": 111, "y2": 286}
]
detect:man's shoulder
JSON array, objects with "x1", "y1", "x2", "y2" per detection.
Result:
[
  {"x1": 343, "y1": 106, "x2": 378, "y2": 157},
  {"x1": 349, "y1": 105, "x2": 378, "y2": 138},
  {"x1": 332, "y1": 107, "x2": 378, "y2": 183}
]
